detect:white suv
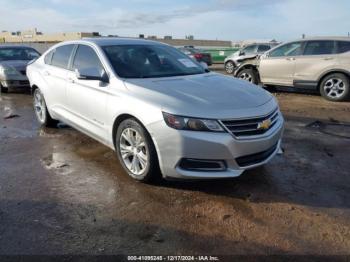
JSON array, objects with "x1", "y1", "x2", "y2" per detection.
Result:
[
  {"x1": 234, "y1": 37, "x2": 350, "y2": 102},
  {"x1": 224, "y1": 43, "x2": 277, "y2": 74}
]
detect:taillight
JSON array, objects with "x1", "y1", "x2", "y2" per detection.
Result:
[{"x1": 194, "y1": 53, "x2": 203, "y2": 59}]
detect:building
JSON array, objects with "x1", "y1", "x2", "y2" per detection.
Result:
[
  {"x1": 0, "y1": 29, "x2": 232, "y2": 48},
  {"x1": 0, "y1": 28, "x2": 100, "y2": 43}
]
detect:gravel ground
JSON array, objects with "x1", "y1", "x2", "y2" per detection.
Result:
[{"x1": 0, "y1": 71, "x2": 350, "y2": 259}]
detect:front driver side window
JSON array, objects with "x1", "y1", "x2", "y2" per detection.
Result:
[
  {"x1": 72, "y1": 45, "x2": 105, "y2": 74},
  {"x1": 269, "y1": 42, "x2": 302, "y2": 57}
]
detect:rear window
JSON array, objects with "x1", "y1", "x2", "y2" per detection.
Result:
[
  {"x1": 304, "y1": 41, "x2": 335, "y2": 55},
  {"x1": 337, "y1": 41, "x2": 350, "y2": 53},
  {"x1": 51, "y1": 45, "x2": 75, "y2": 69}
]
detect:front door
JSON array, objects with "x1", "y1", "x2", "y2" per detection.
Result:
[{"x1": 259, "y1": 42, "x2": 303, "y2": 86}]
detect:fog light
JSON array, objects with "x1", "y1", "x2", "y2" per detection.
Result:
[{"x1": 179, "y1": 158, "x2": 226, "y2": 171}]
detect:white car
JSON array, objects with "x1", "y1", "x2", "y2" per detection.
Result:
[
  {"x1": 224, "y1": 43, "x2": 277, "y2": 74},
  {"x1": 27, "y1": 38, "x2": 284, "y2": 182}
]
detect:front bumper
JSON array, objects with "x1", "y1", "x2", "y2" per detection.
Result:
[
  {"x1": 149, "y1": 114, "x2": 284, "y2": 180},
  {"x1": 1, "y1": 79, "x2": 30, "y2": 89}
]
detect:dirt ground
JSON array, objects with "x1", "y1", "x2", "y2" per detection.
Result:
[{"x1": 1, "y1": 70, "x2": 350, "y2": 258}]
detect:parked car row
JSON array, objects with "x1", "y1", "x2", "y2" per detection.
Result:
[
  {"x1": 224, "y1": 43, "x2": 278, "y2": 74},
  {"x1": 179, "y1": 46, "x2": 213, "y2": 66},
  {"x1": 3, "y1": 37, "x2": 349, "y2": 183},
  {"x1": 232, "y1": 37, "x2": 350, "y2": 102}
]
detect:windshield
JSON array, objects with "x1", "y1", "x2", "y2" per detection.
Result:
[
  {"x1": 0, "y1": 47, "x2": 40, "y2": 61},
  {"x1": 102, "y1": 44, "x2": 206, "y2": 78}
]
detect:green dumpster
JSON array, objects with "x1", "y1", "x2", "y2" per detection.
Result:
[{"x1": 202, "y1": 48, "x2": 239, "y2": 64}]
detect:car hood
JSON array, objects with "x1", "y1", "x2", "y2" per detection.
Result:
[
  {"x1": 123, "y1": 73, "x2": 275, "y2": 119},
  {"x1": 0, "y1": 60, "x2": 29, "y2": 72}
]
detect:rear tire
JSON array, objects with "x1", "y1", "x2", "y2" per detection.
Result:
[
  {"x1": 116, "y1": 118, "x2": 160, "y2": 182},
  {"x1": 320, "y1": 73, "x2": 350, "y2": 102},
  {"x1": 237, "y1": 68, "x2": 258, "y2": 85},
  {"x1": 33, "y1": 88, "x2": 58, "y2": 127}
]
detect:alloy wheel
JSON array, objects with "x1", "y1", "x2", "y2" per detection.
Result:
[
  {"x1": 119, "y1": 128, "x2": 148, "y2": 176},
  {"x1": 225, "y1": 62, "x2": 235, "y2": 74},
  {"x1": 239, "y1": 72, "x2": 253, "y2": 83},
  {"x1": 34, "y1": 90, "x2": 46, "y2": 123},
  {"x1": 324, "y1": 78, "x2": 345, "y2": 99}
]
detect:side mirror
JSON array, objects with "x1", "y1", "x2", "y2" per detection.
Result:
[
  {"x1": 240, "y1": 51, "x2": 245, "y2": 56},
  {"x1": 75, "y1": 68, "x2": 109, "y2": 83}
]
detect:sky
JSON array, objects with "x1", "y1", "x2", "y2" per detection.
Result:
[{"x1": 1, "y1": 0, "x2": 350, "y2": 41}]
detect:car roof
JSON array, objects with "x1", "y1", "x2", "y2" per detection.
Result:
[
  {"x1": 295, "y1": 37, "x2": 350, "y2": 42},
  {"x1": 72, "y1": 37, "x2": 165, "y2": 47}
]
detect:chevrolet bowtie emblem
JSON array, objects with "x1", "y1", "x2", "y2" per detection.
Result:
[{"x1": 257, "y1": 119, "x2": 272, "y2": 130}]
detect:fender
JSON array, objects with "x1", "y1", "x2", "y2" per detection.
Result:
[
  {"x1": 233, "y1": 56, "x2": 260, "y2": 77},
  {"x1": 317, "y1": 68, "x2": 350, "y2": 83}
]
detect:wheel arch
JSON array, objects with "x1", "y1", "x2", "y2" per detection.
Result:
[
  {"x1": 31, "y1": 84, "x2": 39, "y2": 95},
  {"x1": 317, "y1": 69, "x2": 350, "y2": 90},
  {"x1": 111, "y1": 113, "x2": 163, "y2": 176},
  {"x1": 234, "y1": 63, "x2": 258, "y2": 77}
]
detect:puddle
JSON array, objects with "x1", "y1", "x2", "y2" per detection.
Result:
[
  {"x1": 306, "y1": 120, "x2": 350, "y2": 139},
  {"x1": 41, "y1": 152, "x2": 73, "y2": 175}
]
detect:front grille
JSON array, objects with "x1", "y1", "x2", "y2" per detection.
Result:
[
  {"x1": 221, "y1": 109, "x2": 280, "y2": 138},
  {"x1": 236, "y1": 143, "x2": 278, "y2": 167},
  {"x1": 19, "y1": 80, "x2": 29, "y2": 85}
]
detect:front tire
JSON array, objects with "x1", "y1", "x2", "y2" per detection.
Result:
[
  {"x1": 225, "y1": 61, "x2": 235, "y2": 74},
  {"x1": 116, "y1": 118, "x2": 160, "y2": 182},
  {"x1": 33, "y1": 88, "x2": 58, "y2": 127},
  {"x1": 237, "y1": 68, "x2": 258, "y2": 85},
  {"x1": 0, "y1": 84, "x2": 8, "y2": 93},
  {"x1": 320, "y1": 73, "x2": 350, "y2": 102}
]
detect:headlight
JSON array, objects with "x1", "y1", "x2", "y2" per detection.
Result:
[
  {"x1": 162, "y1": 112, "x2": 224, "y2": 132},
  {"x1": 0, "y1": 65, "x2": 20, "y2": 76}
]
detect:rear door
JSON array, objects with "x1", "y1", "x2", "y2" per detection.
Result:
[
  {"x1": 41, "y1": 44, "x2": 75, "y2": 115},
  {"x1": 294, "y1": 40, "x2": 337, "y2": 86},
  {"x1": 66, "y1": 44, "x2": 109, "y2": 140},
  {"x1": 259, "y1": 42, "x2": 303, "y2": 86}
]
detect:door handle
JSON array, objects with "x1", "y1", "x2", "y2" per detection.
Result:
[
  {"x1": 324, "y1": 57, "x2": 334, "y2": 61},
  {"x1": 67, "y1": 78, "x2": 75, "y2": 83},
  {"x1": 286, "y1": 57, "x2": 296, "y2": 61},
  {"x1": 43, "y1": 71, "x2": 50, "y2": 76}
]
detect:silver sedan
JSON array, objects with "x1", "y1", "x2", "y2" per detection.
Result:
[
  {"x1": 27, "y1": 38, "x2": 284, "y2": 182},
  {"x1": 0, "y1": 45, "x2": 40, "y2": 93}
]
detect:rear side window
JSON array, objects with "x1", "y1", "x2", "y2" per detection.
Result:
[
  {"x1": 337, "y1": 41, "x2": 350, "y2": 53},
  {"x1": 258, "y1": 45, "x2": 271, "y2": 52},
  {"x1": 72, "y1": 45, "x2": 104, "y2": 73},
  {"x1": 51, "y1": 45, "x2": 75, "y2": 69},
  {"x1": 304, "y1": 41, "x2": 335, "y2": 55},
  {"x1": 44, "y1": 50, "x2": 54, "y2": 64}
]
